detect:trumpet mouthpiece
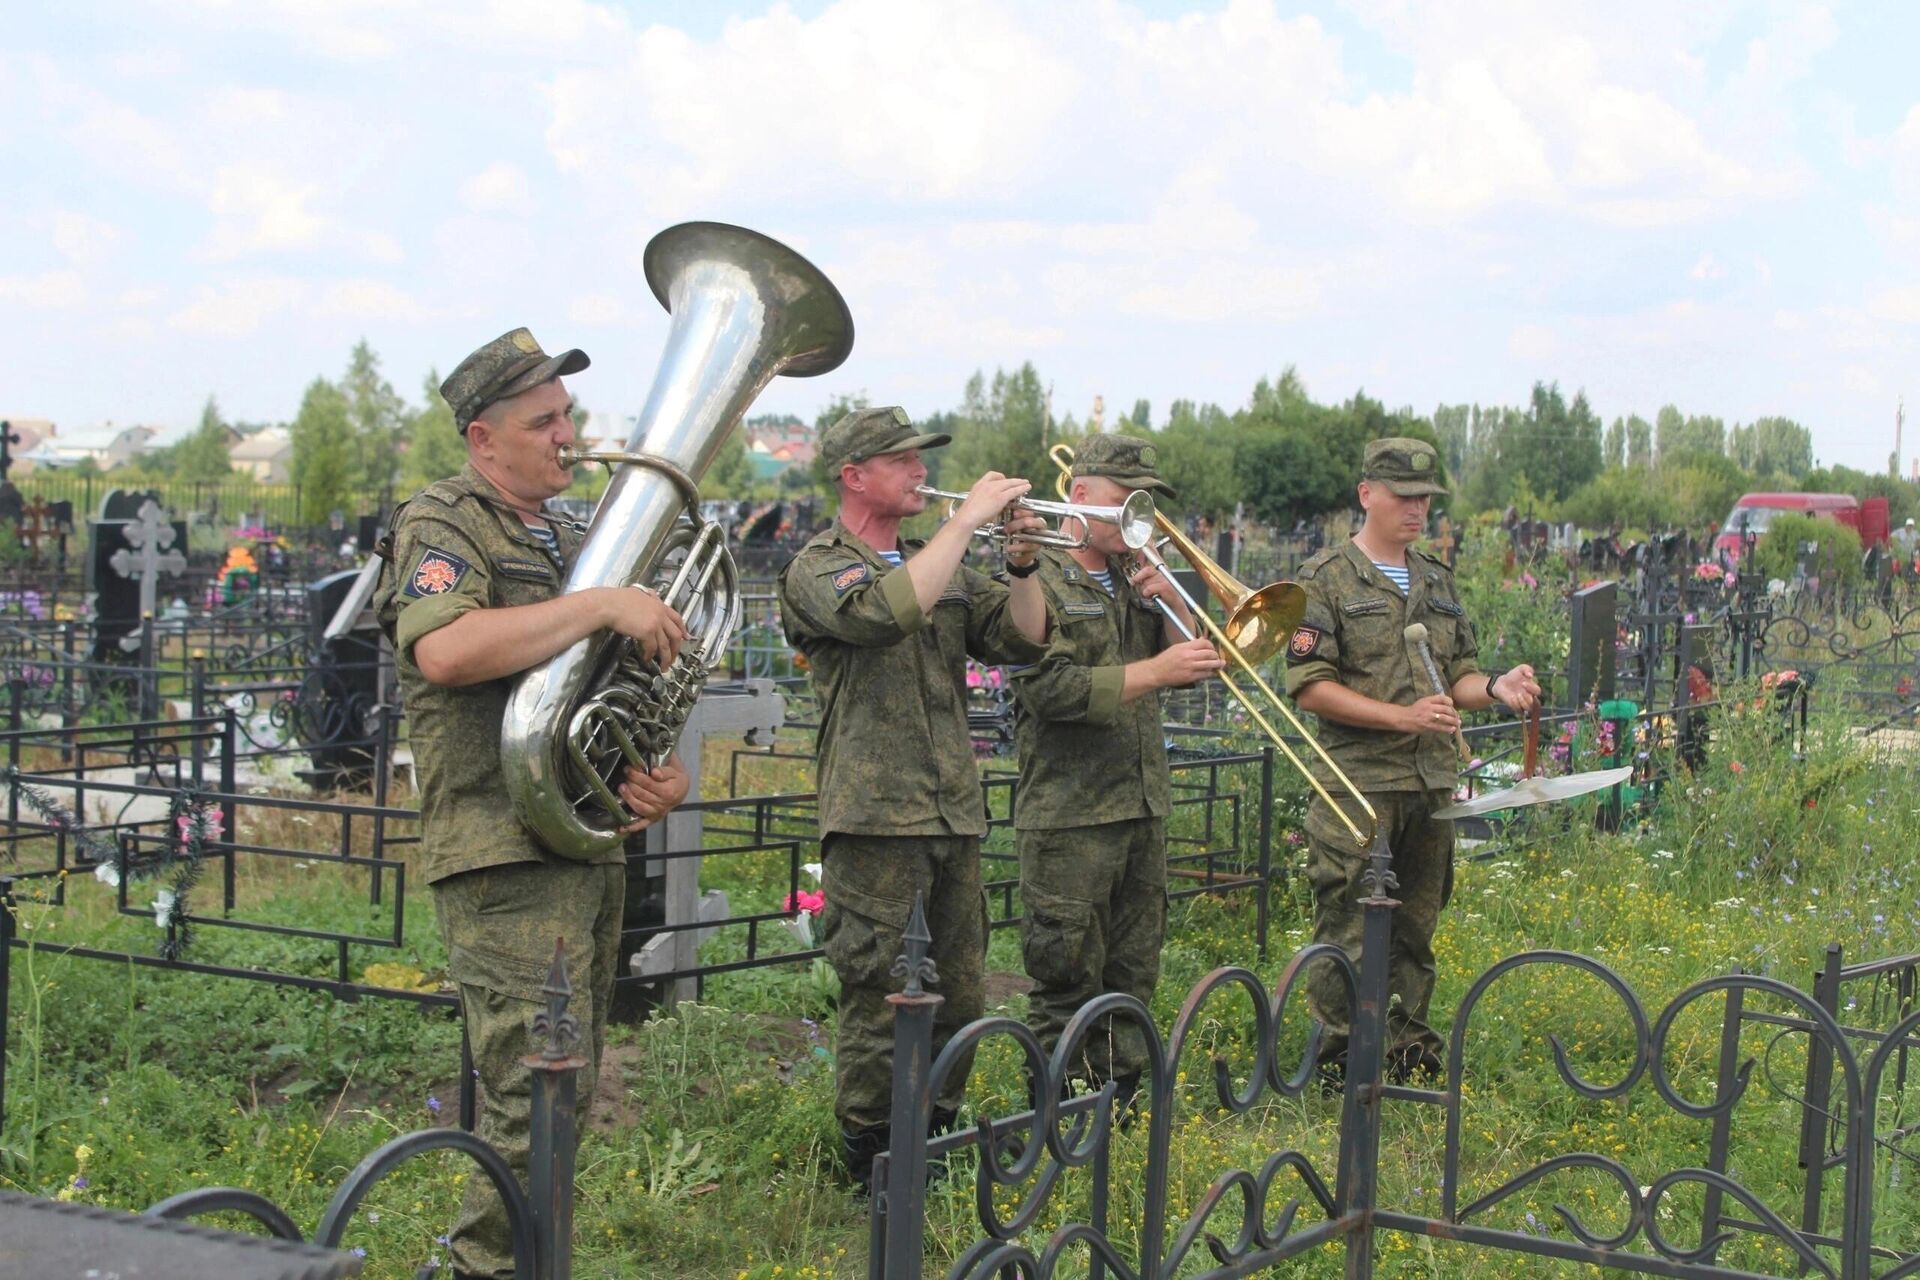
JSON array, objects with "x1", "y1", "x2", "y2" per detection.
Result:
[{"x1": 1403, "y1": 622, "x2": 1429, "y2": 643}]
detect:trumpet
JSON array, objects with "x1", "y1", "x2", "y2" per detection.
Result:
[
  {"x1": 913, "y1": 484, "x2": 1157, "y2": 551},
  {"x1": 1049, "y1": 444, "x2": 1377, "y2": 847}
]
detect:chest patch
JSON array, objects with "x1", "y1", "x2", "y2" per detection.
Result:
[
  {"x1": 831, "y1": 563, "x2": 870, "y2": 595},
  {"x1": 1062, "y1": 601, "x2": 1107, "y2": 617},
  {"x1": 1288, "y1": 626, "x2": 1324, "y2": 660},
  {"x1": 936, "y1": 587, "x2": 970, "y2": 606},
  {"x1": 1342, "y1": 598, "x2": 1390, "y2": 617},
  {"x1": 1430, "y1": 598, "x2": 1464, "y2": 616},
  {"x1": 404, "y1": 547, "x2": 472, "y2": 598},
  {"x1": 495, "y1": 557, "x2": 555, "y2": 582}
]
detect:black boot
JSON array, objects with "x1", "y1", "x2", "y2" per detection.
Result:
[{"x1": 841, "y1": 1123, "x2": 890, "y2": 1197}]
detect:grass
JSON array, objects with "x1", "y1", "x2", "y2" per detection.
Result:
[{"x1": 2, "y1": 682, "x2": 1917, "y2": 1278}]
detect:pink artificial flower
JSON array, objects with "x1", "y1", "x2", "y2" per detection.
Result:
[{"x1": 783, "y1": 889, "x2": 826, "y2": 916}]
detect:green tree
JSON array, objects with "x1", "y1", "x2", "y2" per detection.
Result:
[
  {"x1": 341, "y1": 340, "x2": 408, "y2": 494},
  {"x1": 400, "y1": 369, "x2": 468, "y2": 493},
  {"x1": 173, "y1": 396, "x2": 235, "y2": 484},
  {"x1": 1624, "y1": 414, "x2": 1653, "y2": 469},
  {"x1": 942, "y1": 364, "x2": 1053, "y2": 492},
  {"x1": 1602, "y1": 417, "x2": 1625, "y2": 470},
  {"x1": 703, "y1": 429, "x2": 756, "y2": 498},
  {"x1": 1728, "y1": 416, "x2": 1812, "y2": 477},
  {"x1": 1127, "y1": 399, "x2": 1152, "y2": 432},
  {"x1": 289, "y1": 377, "x2": 355, "y2": 526},
  {"x1": 1156, "y1": 399, "x2": 1239, "y2": 519}
]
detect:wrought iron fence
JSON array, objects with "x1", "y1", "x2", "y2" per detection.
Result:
[{"x1": 869, "y1": 837, "x2": 1920, "y2": 1280}]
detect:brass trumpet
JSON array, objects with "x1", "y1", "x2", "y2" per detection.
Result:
[
  {"x1": 1049, "y1": 443, "x2": 1377, "y2": 847},
  {"x1": 912, "y1": 484, "x2": 1156, "y2": 551}
]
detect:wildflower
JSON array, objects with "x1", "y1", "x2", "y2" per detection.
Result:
[{"x1": 427, "y1": 1094, "x2": 442, "y2": 1116}]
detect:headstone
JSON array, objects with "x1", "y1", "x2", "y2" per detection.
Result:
[
  {"x1": 294, "y1": 568, "x2": 383, "y2": 790},
  {"x1": 1566, "y1": 581, "x2": 1618, "y2": 707}
]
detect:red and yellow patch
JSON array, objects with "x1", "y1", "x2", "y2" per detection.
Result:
[
  {"x1": 1288, "y1": 626, "x2": 1322, "y2": 660},
  {"x1": 831, "y1": 563, "x2": 870, "y2": 595},
  {"x1": 403, "y1": 547, "x2": 472, "y2": 598}
]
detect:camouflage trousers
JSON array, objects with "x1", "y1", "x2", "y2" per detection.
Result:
[
  {"x1": 433, "y1": 860, "x2": 624, "y2": 1280},
  {"x1": 820, "y1": 833, "x2": 986, "y2": 1132},
  {"x1": 1018, "y1": 817, "x2": 1168, "y2": 1084},
  {"x1": 1303, "y1": 789, "x2": 1454, "y2": 1067}
]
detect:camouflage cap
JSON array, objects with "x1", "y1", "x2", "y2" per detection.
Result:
[
  {"x1": 818, "y1": 406, "x2": 950, "y2": 477},
  {"x1": 1072, "y1": 432, "x2": 1177, "y2": 498},
  {"x1": 1361, "y1": 436, "x2": 1447, "y2": 497},
  {"x1": 441, "y1": 328, "x2": 590, "y2": 433}
]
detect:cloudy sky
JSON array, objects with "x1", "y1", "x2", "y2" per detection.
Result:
[{"x1": 4, "y1": 1, "x2": 1916, "y2": 471}]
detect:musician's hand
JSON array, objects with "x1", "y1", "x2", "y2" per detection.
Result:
[
  {"x1": 616, "y1": 754, "x2": 691, "y2": 834},
  {"x1": 599, "y1": 586, "x2": 689, "y2": 668},
  {"x1": 953, "y1": 472, "x2": 1032, "y2": 534},
  {"x1": 1128, "y1": 560, "x2": 1178, "y2": 603},
  {"x1": 1002, "y1": 509, "x2": 1047, "y2": 568},
  {"x1": 1153, "y1": 638, "x2": 1225, "y2": 687},
  {"x1": 1493, "y1": 665, "x2": 1542, "y2": 712},
  {"x1": 1406, "y1": 693, "x2": 1460, "y2": 736}
]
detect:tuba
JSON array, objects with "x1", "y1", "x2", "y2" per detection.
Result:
[{"x1": 501, "y1": 222, "x2": 854, "y2": 860}]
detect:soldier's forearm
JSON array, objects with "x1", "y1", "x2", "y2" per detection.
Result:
[
  {"x1": 902, "y1": 518, "x2": 974, "y2": 614},
  {"x1": 1295, "y1": 679, "x2": 1414, "y2": 733},
  {"x1": 412, "y1": 593, "x2": 610, "y2": 687},
  {"x1": 1008, "y1": 574, "x2": 1048, "y2": 644}
]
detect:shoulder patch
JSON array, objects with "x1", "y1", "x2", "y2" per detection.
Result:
[
  {"x1": 1288, "y1": 626, "x2": 1324, "y2": 661},
  {"x1": 404, "y1": 546, "x2": 473, "y2": 598},
  {"x1": 830, "y1": 562, "x2": 871, "y2": 595}
]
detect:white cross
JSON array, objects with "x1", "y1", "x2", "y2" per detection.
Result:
[{"x1": 109, "y1": 498, "x2": 188, "y2": 620}]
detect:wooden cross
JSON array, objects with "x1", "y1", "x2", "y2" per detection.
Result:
[
  {"x1": 18, "y1": 498, "x2": 50, "y2": 561},
  {"x1": 109, "y1": 498, "x2": 187, "y2": 621}
]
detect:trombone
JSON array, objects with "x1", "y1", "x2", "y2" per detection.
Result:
[
  {"x1": 913, "y1": 484, "x2": 1156, "y2": 551},
  {"x1": 1048, "y1": 444, "x2": 1377, "y2": 847}
]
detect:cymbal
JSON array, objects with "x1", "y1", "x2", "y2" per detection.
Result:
[{"x1": 1431, "y1": 766, "x2": 1633, "y2": 820}]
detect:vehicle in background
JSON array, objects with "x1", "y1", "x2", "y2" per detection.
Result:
[{"x1": 1714, "y1": 492, "x2": 1889, "y2": 563}]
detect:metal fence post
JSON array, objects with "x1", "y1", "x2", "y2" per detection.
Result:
[
  {"x1": 0, "y1": 877, "x2": 14, "y2": 1136},
  {"x1": 1256, "y1": 745, "x2": 1274, "y2": 960},
  {"x1": 880, "y1": 894, "x2": 940, "y2": 1280},
  {"x1": 220, "y1": 708, "x2": 238, "y2": 912},
  {"x1": 526, "y1": 940, "x2": 585, "y2": 1280},
  {"x1": 1337, "y1": 828, "x2": 1395, "y2": 1280}
]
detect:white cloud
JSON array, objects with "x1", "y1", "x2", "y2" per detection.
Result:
[
  {"x1": 461, "y1": 162, "x2": 537, "y2": 215},
  {"x1": 0, "y1": 271, "x2": 87, "y2": 309},
  {"x1": 49, "y1": 212, "x2": 122, "y2": 269},
  {"x1": 1508, "y1": 323, "x2": 1557, "y2": 362},
  {"x1": 167, "y1": 276, "x2": 307, "y2": 337},
  {"x1": 200, "y1": 166, "x2": 329, "y2": 260},
  {"x1": 1689, "y1": 253, "x2": 1726, "y2": 281},
  {"x1": 316, "y1": 280, "x2": 428, "y2": 322},
  {"x1": 1868, "y1": 286, "x2": 1920, "y2": 325},
  {"x1": 567, "y1": 293, "x2": 625, "y2": 326}
]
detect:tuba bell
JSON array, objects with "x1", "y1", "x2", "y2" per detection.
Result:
[{"x1": 501, "y1": 222, "x2": 854, "y2": 860}]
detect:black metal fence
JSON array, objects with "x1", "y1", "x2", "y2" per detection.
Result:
[{"x1": 870, "y1": 837, "x2": 1920, "y2": 1279}]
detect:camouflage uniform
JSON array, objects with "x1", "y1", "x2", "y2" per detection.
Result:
[
  {"x1": 1010, "y1": 433, "x2": 1179, "y2": 1088},
  {"x1": 375, "y1": 330, "x2": 617, "y2": 1280},
  {"x1": 1282, "y1": 439, "x2": 1478, "y2": 1075},
  {"x1": 777, "y1": 409, "x2": 1047, "y2": 1146}
]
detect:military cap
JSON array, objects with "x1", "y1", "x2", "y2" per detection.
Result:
[
  {"x1": 441, "y1": 328, "x2": 590, "y2": 433},
  {"x1": 1072, "y1": 431, "x2": 1177, "y2": 498},
  {"x1": 818, "y1": 406, "x2": 950, "y2": 476},
  {"x1": 1361, "y1": 437, "x2": 1447, "y2": 497}
]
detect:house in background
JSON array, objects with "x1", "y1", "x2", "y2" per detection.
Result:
[
  {"x1": 0, "y1": 418, "x2": 57, "y2": 473},
  {"x1": 16, "y1": 422, "x2": 158, "y2": 471},
  {"x1": 227, "y1": 426, "x2": 293, "y2": 483}
]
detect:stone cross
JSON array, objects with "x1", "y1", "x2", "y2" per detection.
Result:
[{"x1": 109, "y1": 499, "x2": 187, "y2": 621}]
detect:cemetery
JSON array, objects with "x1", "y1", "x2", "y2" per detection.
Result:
[{"x1": 0, "y1": 429, "x2": 1912, "y2": 1278}]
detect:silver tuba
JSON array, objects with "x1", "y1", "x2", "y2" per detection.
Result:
[{"x1": 501, "y1": 222, "x2": 854, "y2": 860}]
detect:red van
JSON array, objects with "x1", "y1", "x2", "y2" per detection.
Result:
[{"x1": 1714, "y1": 492, "x2": 1888, "y2": 562}]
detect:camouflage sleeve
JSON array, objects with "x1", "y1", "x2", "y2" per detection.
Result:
[
  {"x1": 383, "y1": 511, "x2": 492, "y2": 661},
  {"x1": 779, "y1": 550, "x2": 925, "y2": 649},
  {"x1": 1282, "y1": 568, "x2": 1342, "y2": 697},
  {"x1": 1447, "y1": 591, "x2": 1482, "y2": 686},
  {"x1": 1008, "y1": 581, "x2": 1123, "y2": 725},
  {"x1": 962, "y1": 564, "x2": 1048, "y2": 668}
]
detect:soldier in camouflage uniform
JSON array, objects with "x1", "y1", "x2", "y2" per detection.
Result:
[
  {"x1": 1010, "y1": 434, "x2": 1222, "y2": 1105},
  {"x1": 1283, "y1": 438, "x2": 1540, "y2": 1086},
  {"x1": 376, "y1": 329, "x2": 693, "y2": 1280},
  {"x1": 777, "y1": 406, "x2": 1050, "y2": 1192}
]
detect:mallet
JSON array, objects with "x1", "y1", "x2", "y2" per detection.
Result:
[{"x1": 1404, "y1": 621, "x2": 1472, "y2": 764}]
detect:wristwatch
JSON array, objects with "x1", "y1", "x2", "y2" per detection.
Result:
[
  {"x1": 1005, "y1": 558, "x2": 1039, "y2": 579},
  {"x1": 1485, "y1": 671, "x2": 1503, "y2": 702}
]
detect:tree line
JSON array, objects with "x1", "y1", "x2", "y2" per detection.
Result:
[{"x1": 122, "y1": 339, "x2": 1909, "y2": 534}]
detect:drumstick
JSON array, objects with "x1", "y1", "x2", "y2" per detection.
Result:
[{"x1": 1404, "y1": 622, "x2": 1471, "y2": 763}]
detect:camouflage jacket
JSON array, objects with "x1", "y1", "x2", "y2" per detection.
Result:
[
  {"x1": 1283, "y1": 540, "x2": 1480, "y2": 791},
  {"x1": 777, "y1": 519, "x2": 1047, "y2": 839},
  {"x1": 1009, "y1": 549, "x2": 1174, "y2": 830},
  {"x1": 374, "y1": 463, "x2": 595, "y2": 883}
]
